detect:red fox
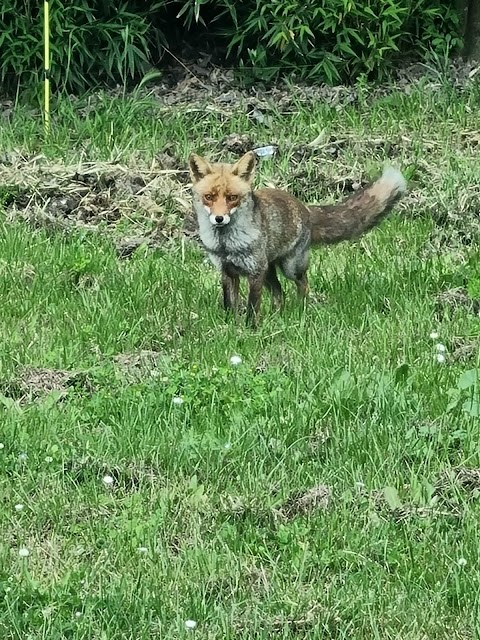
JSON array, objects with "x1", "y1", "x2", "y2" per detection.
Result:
[{"x1": 189, "y1": 151, "x2": 406, "y2": 326}]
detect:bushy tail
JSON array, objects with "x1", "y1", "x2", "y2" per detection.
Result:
[{"x1": 308, "y1": 167, "x2": 407, "y2": 245}]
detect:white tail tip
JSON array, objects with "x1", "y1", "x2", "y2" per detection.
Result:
[{"x1": 380, "y1": 167, "x2": 407, "y2": 194}]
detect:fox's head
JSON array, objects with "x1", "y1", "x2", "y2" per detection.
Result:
[{"x1": 189, "y1": 151, "x2": 256, "y2": 227}]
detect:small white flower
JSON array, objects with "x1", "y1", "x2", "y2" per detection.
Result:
[
  {"x1": 137, "y1": 546, "x2": 148, "y2": 554},
  {"x1": 457, "y1": 557, "x2": 467, "y2": 567},
  {"x1": 185, "y1": 619, "x2": 197, "y2": 630},
  {"x1": 436, "y1": 343, "x2": 446, "y2": 353},
  {"x1": 14, "y1": 503, "x2": 24, "y2": 511},
  {"x1": 18, "y1": 453, "x2": 28, "y2": 462},
  {"x1": 0, "y1": 443, "x2": 4, "y2": 450},
  {"x1": 18, "y1": 548, "x2": 30, "y2": 557},
  {"x1": 102, "y1": 475, "x2": 114, "y2": 486},
  {"x1": 430, "y1": 331, "x2": 440, "y2": 340},
  {"x1": 230, "y1": 355, "x2": 242, "y2": 366},
  {"x1": 75, "y1": 611, "x2": 82, "y2": 618},
  {"x1": 172, "y1": 396, "x2": 184, "y2": 405},
  {"x1": 436, "y1": 353, "x2": 446, "y2": 364},
  {"x1": 45, "y1": 456, "x2": 53, "y2": 463}
]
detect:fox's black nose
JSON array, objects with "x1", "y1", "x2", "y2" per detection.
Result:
[{"x1": 215, "y1": 215, "x2": 224, "y2": 224}]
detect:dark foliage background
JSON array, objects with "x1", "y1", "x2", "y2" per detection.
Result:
[{"x1": 0, "y1": 0, "x2": 464, "y2": 93}]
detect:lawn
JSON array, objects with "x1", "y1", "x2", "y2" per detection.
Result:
[{"x1": 1, "y1": 70, "x2": 480, "y2": 638}]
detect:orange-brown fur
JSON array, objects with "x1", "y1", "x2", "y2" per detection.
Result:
[
  {"x1": 198, "y1": 169, "x2": 250, "y2": 218},
  {"x1": 189, "y1": 151, "x2": 406, "y2": 326}
]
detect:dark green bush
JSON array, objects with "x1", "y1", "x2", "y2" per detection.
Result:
[
  {"x1": 181, "y1": 0, "x2": 463, "y2": 83},
  {"x1": 0, "y1": 0, "x2": 163, "y2": 94},
  {"x1": 0, "y1": 0, "x2": 464, "y2": 95}
]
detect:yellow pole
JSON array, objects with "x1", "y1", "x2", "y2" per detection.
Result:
[{"x1": 44, "y1": 0, "x2": 50, "y2": 135}]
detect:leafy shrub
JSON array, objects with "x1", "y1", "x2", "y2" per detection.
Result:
[
  {"x1": 0, "y1": 0, "x2": 163, "y2": 94},
  {"x1": 178, "y1": 0, "x2": 463, "y2": 84},
  {"x1": 0, "y1": 0, "x2": 465, "y2": 94}
]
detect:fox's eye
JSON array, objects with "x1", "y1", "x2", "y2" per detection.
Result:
[
  {"x1": 204, "y1": 194, "x2": 214, "y2": 202},
  {"x1": 227, "y1": 195, "x2": 238, "y2": 203}
]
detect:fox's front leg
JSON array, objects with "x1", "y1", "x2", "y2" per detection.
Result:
[
  {"x1": 222, "y1": 270, "x2": 240, "y2": 315},
  {"x1": 246, "y1": 270, "x2": 266, "y2": 327}
]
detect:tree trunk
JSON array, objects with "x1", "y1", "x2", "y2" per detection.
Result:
[
  {"x1": 456, "y1": 0, "x2": 469, "y2": 39},
  {"x1": 463, "y1": 0, "x2": 480, "y2": 59}
]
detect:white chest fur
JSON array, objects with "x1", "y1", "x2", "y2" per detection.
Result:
[{"x1": 193, "y1": 197, "x2": 262, "y2": 273}]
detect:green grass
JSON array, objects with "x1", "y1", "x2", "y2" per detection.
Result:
[{"x1": 1, "y1": 77, "x2": 480, "y2": 638}]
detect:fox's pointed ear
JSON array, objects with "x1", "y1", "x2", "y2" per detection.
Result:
[
  {"x1": 231, "y1": 151, "x2": 256, "y2": 183},
  {"x1": 189, "y1": 154, "x2": 213, "y2": 182}
]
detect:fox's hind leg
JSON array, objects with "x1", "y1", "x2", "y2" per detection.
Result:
[
  {"x1": 279, "y1": 234, "x2": 311, "y2": 302},
  {"x1": 280, "y1": 258, "x2": 310, "y2": 300},
  {"x1": 265, "y1": 263, "x2": 284, "y2": 310},
  {"x1": 294, "y1": 271, "x2": 309, "y2": 299}
]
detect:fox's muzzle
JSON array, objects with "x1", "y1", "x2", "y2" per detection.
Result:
[{"x1": 209, "y1": 213, "x2": 230, "y2": 227}]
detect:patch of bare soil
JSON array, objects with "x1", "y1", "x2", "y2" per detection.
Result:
[
  {"x1": 155, "y1": 144, "x2": 187, "y2": 174},
  {"x1": 234, "y1": 601, "x2": 327, "y2": 634},
  {"x1": 280, "y1": 484, "x2": 332, "y2": 518},
  {"x1": 437, "y1": 466, "x2": 480, "y2": 494},
  {"x1": 112, "y1": 349, "x2": 172, "y2": 381},
  {"x1": 218, "y1": 494, "x2": 277, "y2": 528},
  {"x1": 269, "y1": 603, "x2": 325, "y2": 634},
  {"x1": 449, "y1": 337, "x2": 480, "y2": 362},
  {"x1": 432, "y1": 466, "x2": 480, "y2": 515},
  {"x1": 253, "y1": 345, "x2": 300, "y2": 374},
  {"x1": 63, "y1": 455, "x2": 164, "y2": 490},
  {"x1": 372, "y1": 486, "x2": 461, "y2": 522},
  {"x1": 222, "y1": 133, "x2": 254, "y2": 155},
  {"x1": 0, "y1": 155, "x2": 194, "y2": 254},
  {"x1": 115, "y1": 224, "x2": 198, "y2": 260},
  {"x1": 292, "y1": 134, "x2": 405, "y2": 166},
  {"x1": 1, "y1": 366, "x2": 95, "y2": 403},
  {"x1": 435, "y1": 287, "x2": 480, "y2": 318},
  {"x1": 134, "y1": 56, "x2": 479, "y2": 112},
  {"x1": 459, "y1": 130, "x2": 480, "y2": 150}
]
